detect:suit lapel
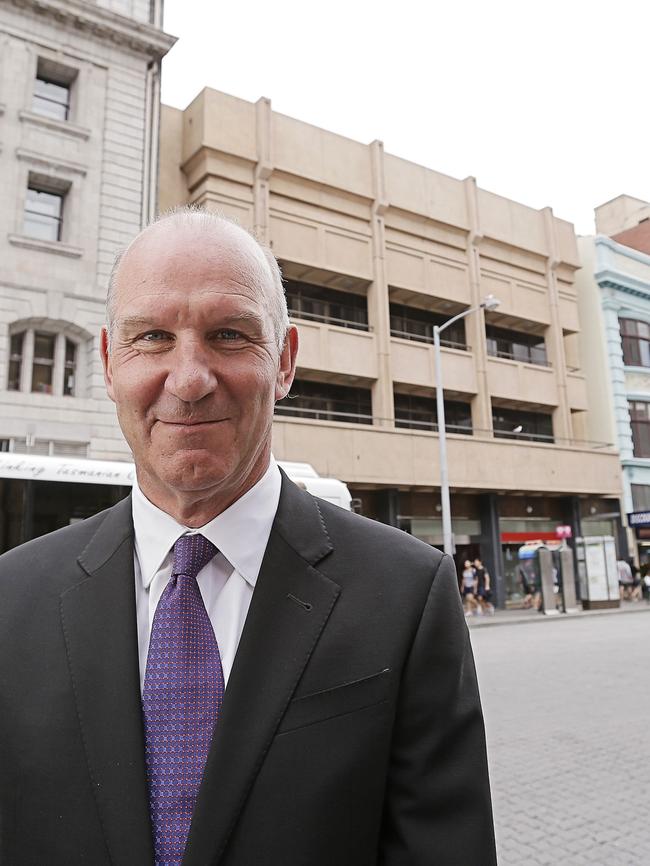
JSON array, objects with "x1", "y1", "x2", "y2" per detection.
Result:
[
  {"x1": 60, "y1": 496, "x2": 154, "y2": 866},
  {"x1": 183, "y1": 478, "x2": 339, "y2": 866}
]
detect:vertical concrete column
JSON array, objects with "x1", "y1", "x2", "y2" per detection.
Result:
[
  {"x1": 565, "y1": 494, "x2": 583, "y2": 561},
  {"x1": 375, "y1": 488, "x2": 400, "y2": 527},
  {"x1": 254, "y1": 97, "x2": 273, "y2": 244},
  {"x1": 368, "y1": 139, "x2": 394, "y2": 427},
  {"x1": 479, "y1": 493, "x2": 506, "y2": 608},
  {"x1": 542, "y1": 207, "x2": 572, "y2": 442},
  {"x1": 463, "y1": 177, "x2": 491, "y2": 435}
]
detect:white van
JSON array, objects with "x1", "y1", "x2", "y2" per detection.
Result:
[{"x1": 0, "y1": 453, "x2": 353, "y2": 538}]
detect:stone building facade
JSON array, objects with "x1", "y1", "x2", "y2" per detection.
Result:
[
  {"x1": 0, "y1": 0, "x2": 173, "y2": 547},
  {"x1": 159, "y1": 89, "x2": 623, "y2": 605},
  {"x1": 576, "y1": 195, "x2": 650, "y2": 564},
  {"x1": 0, "y1": 0, "x2": 174, "y2": 461}
]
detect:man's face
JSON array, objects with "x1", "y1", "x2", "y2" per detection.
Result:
[{"x1": 101, "y1": 223, "x2": 297, "y2": 516}]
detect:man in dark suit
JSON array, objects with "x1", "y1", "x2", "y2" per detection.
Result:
[{"x1": 0, "y1": 210, "x2": 496, "y2": 865}]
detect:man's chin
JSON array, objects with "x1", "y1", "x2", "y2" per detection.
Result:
[{"x1": 159, "y1": 452, "x2": 232, "y2": 492}]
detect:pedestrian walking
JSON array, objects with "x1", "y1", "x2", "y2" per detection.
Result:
[
  {"x1": 474, "y1": 558, "x2": 495, "y2": 615},
  {"x1": 462, "y1": 560, "x2": 479, "y2": 615}
]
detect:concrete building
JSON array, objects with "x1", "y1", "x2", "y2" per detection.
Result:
[
  {"x1": 159, "y1": 88, "x2": 623, "y2": 606},
  {"x1": 0, "y1": 0, "x2": 174, "y2": 546},
  {"x1": 576, "y1": 195, "x2": 650, "y2": 564}
]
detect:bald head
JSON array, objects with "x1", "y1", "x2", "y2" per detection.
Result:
[{"x1": 106, "y1": 209, "x2": 289, "y2": 352}]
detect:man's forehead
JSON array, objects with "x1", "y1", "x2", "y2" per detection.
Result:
[
  {"x1": 123, "y1": 220, "x2": 265, "y2": 275},
  {"x1": 114, "y1": 226, "x2": 270, "y2": 302},
  {"x1": 114, "y1": 290, "x2": 266, "y2": 320}
]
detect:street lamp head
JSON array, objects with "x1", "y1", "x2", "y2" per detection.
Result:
[{"x1": 481, "y1": 294, "x2": 501, "y2": 312}]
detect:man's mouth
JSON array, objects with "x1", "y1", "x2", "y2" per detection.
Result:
[{"x1": 157, "y1": 418, "x2": 227, "y2": 427}]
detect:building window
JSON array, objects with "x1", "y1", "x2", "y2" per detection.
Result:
[
  {"x1": 493, "y1": 406, "x2": 554, "y2": 443},
  {"x1": 33, "y1": 76, "x2": 70, "y2": 121},
  {"x1": 620, "y1": 319, "x2": 650, "y2": 367},
  {"x1": 631, "y1": 484, "x2": 650, "y2": 512},
  {"x1": 390, "y1": 303, "x2": 467, "y2": 350},
  {"x1": 6, "y1": 328, "x2": 81, "y2": 397},
  {"x1": 394, "y1": 392, "x2": 472, "y2": 435},
  {"x1": 32, "y1": 57, "x2": 76, "y2": 122},
  {"x1": 8, "y1": 333, "x2": 24, "y2": 391},
  {"x1": 275, "y1": 380, "x2": 372, "y2": 424},
  {"x1": 284, "y1": 279, "x2": 369, "y2": 331},
  {"x1": 24, "y1": 185, "x2": 64, "y2": 242},
  {"x1": 0, "y1": 437, "x2": 88, "y2": 457},
  {"x1": 31, "y1": 332, "x2": 56, "y2": 394},
  {"x1": 486, "y1": 325, "x2": 548, "y2": 366},
  {"x1": 629, "y1": 401, "x2": 650, "y2": 458}
]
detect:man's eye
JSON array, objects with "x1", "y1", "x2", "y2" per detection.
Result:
[
  {"x1": 141, "y1": 331, "x2": 168, "y2": 342},
  {"x1": 217, "y1": 329, "x2": 242, "y2": 341}
]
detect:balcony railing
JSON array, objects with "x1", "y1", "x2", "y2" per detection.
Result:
[
  {"x1": 493, "y1": 428, "x2": 554, "y2": 444},
  {"x1": 288, "y1": 308, "x2": 371, "y2": 332},
  {"x1": 395, "y1": 417, "x2": 473, "y2": 435},
  {"x1": 487, "y1": 347, "x2": 551, "y2": 367},
  {"x1": 390, "y1": 328, "x2": 469, "y2": 351},
  {"x1": 274, "y1": 404, "x2": 373, "y2": 425},
  {"x1": 272, "y1": 410, "x2": 615, "y2": 449}
]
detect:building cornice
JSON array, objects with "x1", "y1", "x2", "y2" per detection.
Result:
[
  {"x1": 595, "y1": 233, "x2": 650, "y2": 268},
  {"x1": 6, "y1": 0, "x2": 177, "y2": 59},
  {"x1": 621, "y1": 457, "x2": 650, "y2": 470},
  {"x1": 591, "y1": 234, "x2": 650, "y2": 301},
  {"x1": 597, "y1": 275, "x2": 650, "y2": 300}
]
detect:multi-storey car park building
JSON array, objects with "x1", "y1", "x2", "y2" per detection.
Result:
[
  {"x1": 0, "y1": 0, "x2": 174, "y2": 546},
  {"x1": 159, "y1": 88, "x2": 623, "y2": 606},
  {"x1": 576, "y1": 195, "x2": 650, "y2": 566}
]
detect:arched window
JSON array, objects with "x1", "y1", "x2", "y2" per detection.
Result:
[{"x1": 6, "y1": 322, "x2": 89, "y2": 397}]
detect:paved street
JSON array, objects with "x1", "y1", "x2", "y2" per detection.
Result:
[{"x1": 470, "y1": 610, "x2": 650, "y2": 865}]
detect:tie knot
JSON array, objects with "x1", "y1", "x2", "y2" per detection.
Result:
[{"x1": 172, "y1": 533, "x2": 218, "y2": 580}]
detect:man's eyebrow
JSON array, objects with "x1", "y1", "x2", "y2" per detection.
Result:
[
  {"x1": 116, "y1": 316, "x2": 156, "y2": 330},
  {"x1": 216, "y1": 311, "x2": 266, "y2": 327},
  {"x1": 114, "y1": 312, "x2": 266, "y2": 330}
]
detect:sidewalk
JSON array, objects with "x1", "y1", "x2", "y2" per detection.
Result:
[{"x1": 466, "y1": 598, "x2": 650, "y2": 628}]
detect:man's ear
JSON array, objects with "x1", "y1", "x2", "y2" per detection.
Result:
[
  {"x1": 275, "y1": 325, "x2": 298, "y2": 401},
  {"x1": 100, "y1": 327, "x2": 116, "y2": 403}
]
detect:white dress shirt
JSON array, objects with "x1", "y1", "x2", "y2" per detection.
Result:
[{"x1": 132, "y1": 458, "x2": 282, "y2": 693}]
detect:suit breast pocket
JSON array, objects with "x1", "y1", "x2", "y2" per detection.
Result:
[{"x1": 277, "y1": 668, "x2": 392, "y2": 736}]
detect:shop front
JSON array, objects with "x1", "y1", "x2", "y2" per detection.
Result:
[{"x1": 501, "y1": 530, "x2": 567, "y2": 606}]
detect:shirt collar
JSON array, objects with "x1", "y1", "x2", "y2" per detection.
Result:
[{"x1": 132, "y1": 457, "x2": 282, "y2": 590}]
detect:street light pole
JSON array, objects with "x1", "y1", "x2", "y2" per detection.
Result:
[{"x1": 434, "y1": 295, "x2": 500, "y2": 555}]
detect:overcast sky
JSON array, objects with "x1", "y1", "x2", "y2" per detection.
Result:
[{"x1": 161, "y1": 0, "x2": 650, "y2": 236}]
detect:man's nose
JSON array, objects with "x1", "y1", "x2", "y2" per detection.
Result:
[{"x1": 164, "y1": 340, "x2": 218, "y2": 403}]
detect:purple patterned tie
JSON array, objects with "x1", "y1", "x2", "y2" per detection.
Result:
[{"x1": 142, "y1": 534, "x2": 224, "y2": 866}]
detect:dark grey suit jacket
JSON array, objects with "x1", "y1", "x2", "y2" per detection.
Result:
[{"x1": 0, "y1": 474, "x2": 496, "y2": 865}]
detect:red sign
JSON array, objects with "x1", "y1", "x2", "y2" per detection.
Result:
[{"x1": 500, "y1": 531, "x2": 562, "y2": 543}]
